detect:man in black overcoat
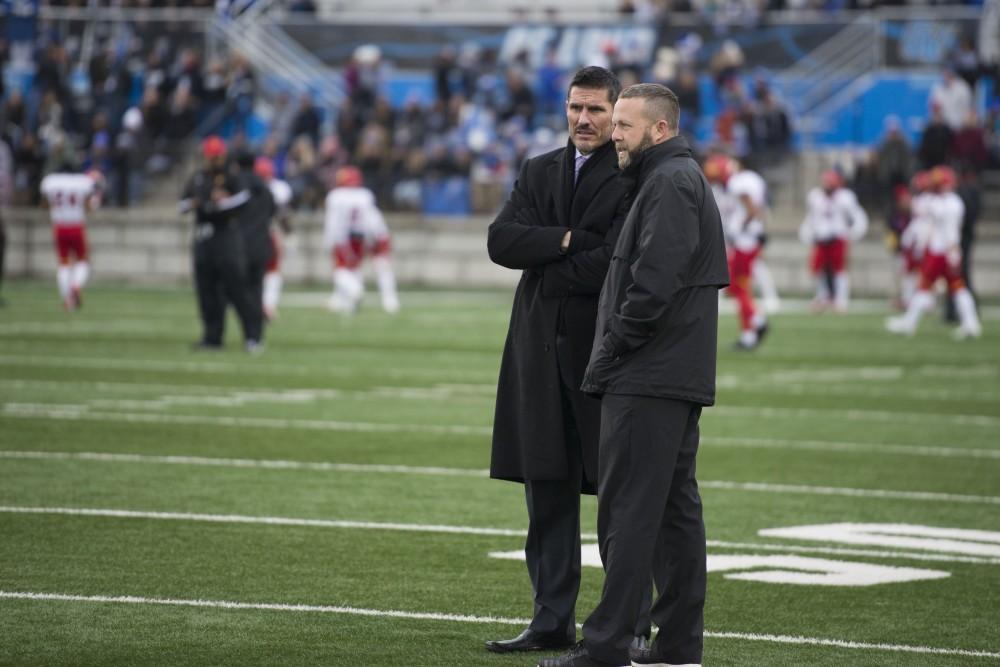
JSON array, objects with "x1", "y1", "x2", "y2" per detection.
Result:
[
  {"x1": 486, "y1": 67, "x2": 647, "y2": 654},
  {"x1": 540, "y1": 84, "x2": 729, "y2": 667}
]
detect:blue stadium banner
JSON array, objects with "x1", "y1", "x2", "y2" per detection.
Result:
[
  {"x1": 2, "y1": 0, "x2": 39, "y2": 44},
  {"x1": 499, "y1": 25, "x2": 659, "y2": 69}
]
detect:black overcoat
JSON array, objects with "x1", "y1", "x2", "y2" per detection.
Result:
[
  {"x1": 487, "y1": 139, "x2": 626, "y2": 490},
  {"x1": 581, "y1": 136, "x2": 730, "y2": 404}
]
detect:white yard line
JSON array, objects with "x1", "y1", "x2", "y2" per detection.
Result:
[
  {"x1": 0, "y1": 506, "x2": 527, "y2": 537},
  {"x1": 699, "y1": 481, "x2": 1000, "y2": 505},
  {"x1": 4, "y1": 507, "x2": 1000, "y2": 566},
  {"x1": 8, "y1": 375, "x2": 1000, "y2": 407},
  {"x1": 704, "y1": 436, "x2": 1000, "y2": 460},
  {"x1": 0, "y1": 450, "x2": 491, "y2": 477},
  {"x1": 0, "y1": 404, "x2": 494, "y2": 437},
  {"x1": 0, "y1": 355, "x2": 497, "y2": 382},
  {"x1": 714, "y1": 405, "x2": 1000, "y2": 429},
  {"x1": 706, "y1": 539, "x2": 1000, "y2": 565},
  {"x1": 1, "y1": 590, "x2": 997, "y2": 659},
  {"x1": 6, "y1": 401, "x2": 999, "y2": 441},
  {"x1": 2, "y1": 448, "x2": 998, "y2": 505}
]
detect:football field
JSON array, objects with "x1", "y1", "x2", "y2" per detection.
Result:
[{"x1": 1, "y1": 282, "x2": 998, "y2": 666}]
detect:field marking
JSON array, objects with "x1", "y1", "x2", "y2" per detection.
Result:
[
  {"x1": 0, "y1": 404, "x2": 493, "y2": 437},
  {"x1": 0, "y1": 450, "x2": 491, "y2": 478},
  {"x1": 3, "y1": 449, "x2": 999, "y2": 506},
  {"x1": 0, "y1": 506, "x2": 528, "y2": 537},
  {"x1": 706, "y1": 539, "x2": 1000, "y2": 565},
  {"x1": 714, "y1": 405, "x2": 1000, "y2": 429},
  {"x1": 705, "y1": 436, "x2": 1000, "y2": 460},
  {"x1": 699, "y1": 481, "x2": 1000, "y2": 505},
  {"x1": 8, "y1": 375, "x2": 1000, "y2": 409},
  {"x1": 0, "y1": 354, "x2": 499, "y2": 382},
  {"x1": 1, "y1": 591, "x2": 998, "y2": 659},
  {"x1": 0, "y1": 379, "x2": 495, "y2": 408},
  {"x1": 6, "y1": 401, "x2": 1000, "y2": 444},
  {"x1": 4, "y1": 506, "x2": 1000, "y2": 566}
]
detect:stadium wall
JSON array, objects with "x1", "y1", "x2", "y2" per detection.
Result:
[{"x1": 5, "y1": 208, "x2": 1000, "y2": 297}]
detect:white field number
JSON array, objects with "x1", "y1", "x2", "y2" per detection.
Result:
[{"x1": 489, "y1": 523, "x2": 1000, "y2": 587}]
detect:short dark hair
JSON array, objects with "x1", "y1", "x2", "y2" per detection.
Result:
[
  {"x1": 567, "y1": 66, "x2": 621, "y2": 105},
  {"x1": 619, "y1": 83, "x2": 680, "y2": 133}
]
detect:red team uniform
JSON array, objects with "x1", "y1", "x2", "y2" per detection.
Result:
[
  {"x1": 799, "y1": 170, "x2": 868, "y2": 312},
  {"x1": 705, "y1": 155, "x2": 770, "y2": 350},
  {"x1": 40, "y1": 171, "x2": 102, "y2": 310},
  {"x1": 323, "y1": 166, "x2": 399, "y2": 314},
  {"x1": 253, "y1": 157, "x2": 293, "y2": 320},
  {"x1": 886, "y1": 166, "x2": 982, "y2": 340}
]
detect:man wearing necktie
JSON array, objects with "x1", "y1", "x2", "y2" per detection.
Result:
[{"x1": 486, "y1": 66, "x2": 651, "y2": 654}]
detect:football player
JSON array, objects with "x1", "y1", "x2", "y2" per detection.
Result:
[
  {"x1": 323, "y1": 166, "x2": 399, "y2": 314},
  {"x1": 40, "y1": 166, "x2": 104, "y2": 310}
]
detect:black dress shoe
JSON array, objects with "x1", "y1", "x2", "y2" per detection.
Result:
[
  {"x1": 537, "y1": 640, "x2": 620, "y2": 666},
  {"x1": 485, "y1": 628, "x2": 575, "y2": 654}
]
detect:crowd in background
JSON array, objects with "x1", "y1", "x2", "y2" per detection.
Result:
[
  {"x1": 0, "y1": 26, "x2": 257, "y2": 207},
  {"x1": 1, "y1": 2, "x2": 998, "y2": 216}
]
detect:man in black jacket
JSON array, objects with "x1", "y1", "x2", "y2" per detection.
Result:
[
  {"x1": 179, "y1": 136, "x2": 261, "y2": 352},
  {"x1": 486, "y1": 66, "x2": 643, "y2": 655},
  {"x1": 540, "y1": 84, "x2": 729, "y2": 667},
  {"x1": 234, "y1": 151, "x2": 274, "y2": 340}
]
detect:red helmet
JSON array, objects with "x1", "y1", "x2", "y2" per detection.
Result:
[
  {"x1": 930, "y1": 165, "x2": 957, "y2": 191},
  {"x1": 336, "y1": 166, "x2": 363, "y2": 188},
  {"x1": 254, "y1": 156, "x2": 275, "y2": 180},
  {"x1": 202, "y1": 135, "x2": 226, "y2": 160},
  {"x1": 821, "y1": 169, "x2": 843, "y2": 191},
  {"x1": 703, "y1": 155, "x2": 734, "y2": 185}
]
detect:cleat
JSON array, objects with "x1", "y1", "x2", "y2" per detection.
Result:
[
  {"x1": 884, "y1": 317, "x2": 915, "y2": 336},
  {"x1": 952, "y1": 325, "x2": 982, "y2": 341}
]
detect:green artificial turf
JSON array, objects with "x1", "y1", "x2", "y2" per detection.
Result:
[{"x1": 1, "y1": 282, "x2": 998, "y2": 666}]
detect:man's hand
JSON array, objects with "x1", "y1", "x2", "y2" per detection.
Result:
[{"x1": 560, "y1": 230, "x2": 572, "y2": 253}]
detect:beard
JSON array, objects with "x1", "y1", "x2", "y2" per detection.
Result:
[{"x1": 615, "y1": 129, "x2": 655, "y2": 170}]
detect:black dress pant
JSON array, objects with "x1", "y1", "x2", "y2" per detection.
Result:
[
  {"x1": 523, "y1": 382, "x2": 655, "y2": 641},
  {"x1": 193, "y1": 230, "x2": 259, "y2": 345},
  {"x1": 244, "y1": 250, "x2": 269, "y2": 330},
  {"x1": 583, "y1": 394, "x2": 706, "y2": 666}
]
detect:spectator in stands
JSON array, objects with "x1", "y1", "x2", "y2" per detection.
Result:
[
  {"x1": 112, "y1": 107, "x2": 147, "y2": 207},
  {"x1": 0, "y1": 135, "x2": 9, "y2": 306},
  {"x1": 315, "y1": 135, "x2": 350, "y2": 194},
  {"x1": 284, "y1": 135, "x2": 322, "y2": 210},
  {"x1": 226, "y1": 54, "x2": 257, "y2": 136},
  {"x1": 747, "y1": 79, "x2": 791, "y2": 164},
  {"x1": 918, "y1": 104, "x2": 954, "y2": 169},
  {"x1": 2, "y1": 89, "x2": 26, "y2": 134},
  {"x1": 952, "y1": 110, "x2": 989, "y2": 171},
  {"x1": 535, "y1": 47, "x2": 566, "y2": 121},
  {"x1": 266, "y1": 92, "x2": 296, "y2": 150},
  {"x1": 672, "y1": 67, "x2": 702, "y2": 140},
  {"x1": 85, "y1": 112, "x2": 113, "y2": 176},
  {"x1": 930, "y1": 67, "x2": 973, "y2": 131},
  {"x1": 498, "y1": 69, "x2": 537, "y2": 131},
  {"x1": 355, "y1": 116, "x2": 393, "y2": 205},
  {"x1": 13, "y1": 133, "x2": 44, "y2": 206},
  {"x1": 434, "y1": 46, "x2": 461, "y2": 105},
  {"x1": 202, "y1": 58, "x2": 229, "y2": 127},
  {"x1": 949, "y1": 35, "x2": 981, "y2": 89},
  {"x1": 289, "y1": 94, "x2": 323, "y2": 150},
  {"x1": 876, "y1": 116, "x2": 914, "y2": 194},
  {"x1": 165, "y1": 84, "x2": 200, "y2": 144}
]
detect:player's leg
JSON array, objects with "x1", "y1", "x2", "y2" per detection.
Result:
[
  {"x1": 831, "y1": 239, "x2": 849, "y2": 313},
  {"x1": 371, "y1": 240, "x2": 399, "y2": 313}
]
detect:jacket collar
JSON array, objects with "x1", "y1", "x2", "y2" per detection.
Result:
[{"x1": 620, "y1": 134, "x2": 691, "y2": 191}]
